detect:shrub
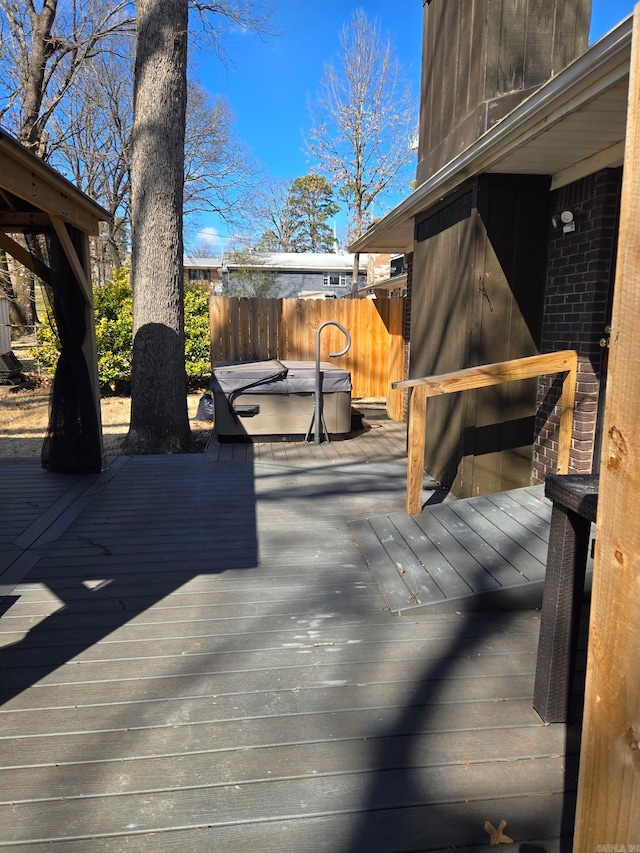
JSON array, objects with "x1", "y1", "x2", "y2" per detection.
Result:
[
  {"x1": 94, "y1": 267, "x2": 133, "y2": 393},
  {"x1": 33, "y1": 307, "x2": 60, "y2": 372},
  {"x1": 184, "y1": 284, "x2": 212, "y2": 380},
  {"x1": 32, "y1": 267, "x2": 211, "y2": 393}
]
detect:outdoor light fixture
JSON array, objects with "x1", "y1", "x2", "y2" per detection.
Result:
[{"x1": 551, "y1": 210, "x2": 576, "y2": 234}]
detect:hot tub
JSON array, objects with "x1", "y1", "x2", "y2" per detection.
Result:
[{"x1": 210, "y1": 359, "x2": 352, "y2": 440}]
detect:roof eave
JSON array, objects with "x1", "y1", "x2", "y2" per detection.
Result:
[
  {"x1": 0, "y1": 129, "x2": 111, "y2": 235},
  {"x1": 350, "y1": 15, "x2": 633, "y2": 254}
]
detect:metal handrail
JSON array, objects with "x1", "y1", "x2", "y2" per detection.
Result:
[{"x1": 306, "y1": 320, "x2": 351, "y2": 444}]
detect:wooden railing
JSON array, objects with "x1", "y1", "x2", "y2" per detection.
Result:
[{"x1": 392, "y1": 350, "x2": 579, "y2": 515}]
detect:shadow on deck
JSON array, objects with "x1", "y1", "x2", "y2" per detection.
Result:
[{"x1": 0, "y1": 407, "x2": 583, "y2": 851}]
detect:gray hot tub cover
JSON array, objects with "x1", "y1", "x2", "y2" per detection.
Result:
[{"x1": 211, "y1": 359, "x2": 352, "y2": 395}]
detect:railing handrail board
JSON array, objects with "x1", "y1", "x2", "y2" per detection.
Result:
[
  {"x1": 399, "y1": 349, "x2": 579, "y2": 515},
  {"x1": 393, "y1": 350, "x2": 578, "y2": 394}
]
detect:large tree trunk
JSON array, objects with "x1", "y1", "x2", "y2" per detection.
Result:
[{"x1": 124, "y1": 0, "x2": 192, "y2": 454}]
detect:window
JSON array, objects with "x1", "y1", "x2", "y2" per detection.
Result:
[
  {"x1": 188, "y1": 268, "x2": 211, "y2": 282},
  {"x1": 323, "y1": 272, "x2": 346, "y2": 288}
]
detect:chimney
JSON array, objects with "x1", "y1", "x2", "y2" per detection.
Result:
[{"x1": 417, "y1": 0, "x2": 593, "y2": 185}]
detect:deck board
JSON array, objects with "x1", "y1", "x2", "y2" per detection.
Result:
[
  {"x1": 19, "y1": 797, "x2": 570, "y2": 853},
  {"x1": 0, "y1": 758, "x2": 570, "y2": 846},
  {"x1": 350, "y1": 486, "x2": 553, "y2": 614},
  {"x1": 0, "y1": 408, "x2": 580, "y2": 850}
]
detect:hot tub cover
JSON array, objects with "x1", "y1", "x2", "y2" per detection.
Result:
[{"x1": 211, "y1": 359, "x2": 351, "y2": 395}]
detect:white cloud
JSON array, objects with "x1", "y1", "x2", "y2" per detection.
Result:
[{"x1": 195, "y1": 226, "x2": 227, "y2": 250}]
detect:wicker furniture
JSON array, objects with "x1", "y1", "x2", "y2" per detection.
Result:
[{"x1": 533, "y1": 473, "x2": 599, "y2": 723}]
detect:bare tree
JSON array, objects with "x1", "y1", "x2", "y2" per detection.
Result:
[
  {"x1": 51, "y1": 46, "x2": 133, "y2": 273},
  {"x1": 187, "y1": 238, "x2": 220, "y2": 258},
  {"x1": 125, "y1": 0, "x2": 273, "y2": 454},
  {"x1": 0, "y1": 0, "x2": 135, "y2": 156},
  {"x1": 123, "y1": 0, "x2": 191, "y2": 454},
  {"x1": 188, "y1": 1, "x2": 272, "y2": 60},
  {"x1": 0, "y1": 0, "x2": 134, "y2": 325},
  {"x1": 249, "y1": 177, "x2": 299, "y2": 252},
  {"x1": 307, "y1": 9, "x2": 417, "y2": 290},
  {"x1": 183, "y1": 82, "x2": 259, "y2": 224},
  {"x1": 0, "y1": 0, "x2": 267, "y2": 311},
  {"x1": 53, "y1": 59, "x2": 257, "y2": 276}
]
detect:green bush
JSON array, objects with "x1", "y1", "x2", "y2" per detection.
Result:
[
  {"x1": 33, "y1": 309, "x2": 60, "y2": 372},
  {"x1": 32, "y1": 267, "x2": 211, "y2": 393},
  {"x1": 184, "y1": 284, "x2": 212, "y2": 380},
  {"x1": 94, "y1": 266, "x2": 133, "y2": 392}
]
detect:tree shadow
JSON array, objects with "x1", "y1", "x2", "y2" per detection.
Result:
[
  {"x1": 0, "y1": 454, "x2": 259, "y2": 706},
  {"x1": 338, "y1": 603, "x2": 585, "y2": 851}
]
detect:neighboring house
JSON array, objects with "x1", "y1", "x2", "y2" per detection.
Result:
[
  {"x1": 184, "y1": 253, "x2": 368, "y2": 298},
  {"x1": 358, "y1": 253, "x2": 408, "y2": 298},
  {"x1": 184, "y1": 256, "x2": 222, "y2": 287},
  {"x1": 352, "y1": 0, "x2": 628, "y2": 499}
]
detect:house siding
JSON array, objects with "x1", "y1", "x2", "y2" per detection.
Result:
[
  {"x1": 418, "y1": 0, "x2": 590, "y2": 184},
  {"x1": 402, "y1": 252, "x2": 413, "y2": 420},
  {"x1": 408, "y1": 175, "x2": 549, "y2": 498},
  {"x1": 533, "y1": 167, "x2": 622, "y2": 483},
  {"x1": 226, "y1": 270, "x2": 366, "y2": 299}
]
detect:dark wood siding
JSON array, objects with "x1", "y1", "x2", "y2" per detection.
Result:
[
  {"x1": 418, "y1": 0, "x2": 591, "y2": 182},
  {"x1": 412, "y1": 190, "x2": 475, "y2": 488},
  {"x1": 411, "y1": 175, "x2": 550, "y2": 498}
]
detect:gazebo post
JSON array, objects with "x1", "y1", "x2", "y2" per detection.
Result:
[{"x1": 50, "y1": 218, "x2": 105, "y2": 469}]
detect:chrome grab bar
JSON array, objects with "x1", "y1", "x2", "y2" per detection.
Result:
[{"x1": 305, "y1": 320, "x2": 352, "y2": 444}]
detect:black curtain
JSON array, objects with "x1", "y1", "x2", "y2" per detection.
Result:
[{"x1": 27, "y1": 226, "x2": 102, "y2": 473}]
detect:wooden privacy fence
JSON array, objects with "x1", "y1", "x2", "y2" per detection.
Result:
[
  {"x1": 210, "y1": 295, "x2": 406, "y2": 419},
  {"x1": 393, "y1": 350, "x2": 578, "y2": 514}
]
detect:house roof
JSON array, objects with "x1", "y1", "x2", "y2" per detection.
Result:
[
  {"x1": 0, "y1": 128, "x2": 111, "y2": 236},
  {"x1": 184, "y1": 256, "x2": 222, "y2": 268},
  {"x1": 185, "y1": 252, "x2": 369, "y2": 272},
  {"x1": 351, "y1": 15, "x2": 633, "y2": 254}
]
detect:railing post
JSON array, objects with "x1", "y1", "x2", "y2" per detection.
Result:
[
  {"x1": 407, "y1": 385, "x2": 427, "y2": 515},
  {"x1": 557, "y1": 355, "x2": 577, "y2": 474},
  {"x1": 394, "y1": 350, "x2": 579, "y2": 514}
]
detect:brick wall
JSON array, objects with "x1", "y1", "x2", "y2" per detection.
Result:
[
  {"x1": 367, "y1": 253, "x2": 392, "y2": 285},
  {"x1": 532, "y1": 167, "x2": 622, "y2": 483}
]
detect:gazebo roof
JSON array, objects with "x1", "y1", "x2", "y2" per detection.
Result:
[{"x1": 0, "y1": 128, "x2": 110, "y2": 237}]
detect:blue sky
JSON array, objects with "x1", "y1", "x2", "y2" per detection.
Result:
[{"x1": 190, "y1": 0, "x2": 637, "y2": 252}]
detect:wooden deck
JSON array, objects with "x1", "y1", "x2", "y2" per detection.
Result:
[
  {"x1": 351, "y1": 486, "x2": 554, "y2": 615},
  {"x1": 0, "y1": 409, "x2": 581, "y2": 851}
]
